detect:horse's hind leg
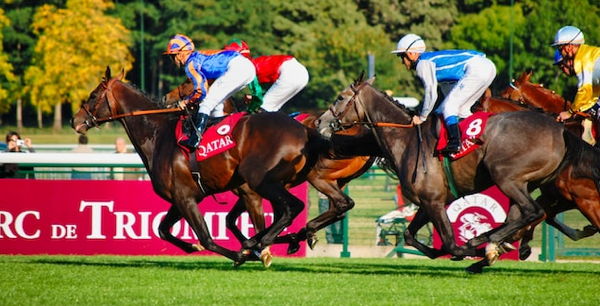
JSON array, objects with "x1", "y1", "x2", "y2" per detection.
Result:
[
  {"x1": 227, "y1": 186, "x2": 266, "y2": 245},
  {"x1": 158, "y1": 206, "x2": 203, "y2": 253},
  {"x1": 244, "y1": 183, "x2": 304, "y2": 253}
]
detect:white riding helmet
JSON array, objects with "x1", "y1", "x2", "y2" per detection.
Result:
[
  {"x1": 552, "y1": 26, "x2": 585, "y2": 46},
  {"x1": 391, "y1": 34, "x2": 426, "y2": 54}
]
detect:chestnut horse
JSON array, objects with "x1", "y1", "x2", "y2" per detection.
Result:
[
  {"x1": 316, "y1": 76, "x2": 583, "y2": 271},
  {"x1": 493, "y1": 73, "x2": 600, "y2": 259},
  {"x1": 72, "y1": 67, "x2": 331, "y2": 266},
  {"x1": 163, "y1": 79, "x2": 376, "y2": 254}
]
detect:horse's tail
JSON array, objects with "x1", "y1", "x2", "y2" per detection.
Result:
[{"x1": 562, "y1": 130, "x2": 600, "y2": 192}]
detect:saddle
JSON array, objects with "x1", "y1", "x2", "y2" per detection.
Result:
[
  {"x1": 175, "y1": 112, "x2": 246, "y2": 161},
  {"x1": 436, "y1": 112, "x2": 493, "y2": 160}
]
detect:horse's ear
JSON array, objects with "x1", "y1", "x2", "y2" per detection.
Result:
[
  {"x1": 116, "y1": 68, "x2": 126, "y2": 81},
  {"x1": 524, "y1": 68, "x2": 533, "y2": 82},
  {"x1": 104, "y1": 66, "x2": 112, "y2": 82},
  {"x1": 366, "y1": 75, "x2": 376, "y2": 85}
]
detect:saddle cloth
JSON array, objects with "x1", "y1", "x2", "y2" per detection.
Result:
[
  {"x1": 436, "y1": 112, "x2": 493, "y2": 160},
  {"x1": 176, "y1": 112, "x2": 246, "y2": 161}
]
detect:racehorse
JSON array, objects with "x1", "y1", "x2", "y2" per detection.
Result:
[
  {"x1": 493, "y1": 73, "x2": 600, "y2": 259},
  {"x1": 500, "y1": 69, "x2": 588, "y2": 139},
  {"x1": 163, "y1": 79, "x2": 377, "y2": 254},
  {"x1": 500, "y1": 69, "x2": 571, "y2": 114},
  {"x1": 316, "y1": 75, "x2": 580, "y2": 269},
  {"x1": 71, "y1": 67, "x2": 330, "y2": 266}
]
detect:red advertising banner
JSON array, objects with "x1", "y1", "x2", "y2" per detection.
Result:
[
  {"x1": 433, "y1": 186, "x2": 519, "y2": 260},
  {"x1": 0, "y1": 179, "x2": 308, "y2": 256}
]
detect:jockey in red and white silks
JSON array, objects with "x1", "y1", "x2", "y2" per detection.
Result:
[
  {"x1": 223, "y1": 39, "x2": 309, "y2": 112},
  {"x1": 164, "y1": 34, "x2": 256, "y2": 150},
  {"x1": 392, "y1": 33, "x2": 496, "y2": 154}
]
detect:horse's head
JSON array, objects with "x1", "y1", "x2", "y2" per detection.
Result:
[
  {"x1": 163, "y1": 78, "x2": 194, "y2": 106},
  {"x1": 499, "y1": 69, "x2": 570, "y2": 114},
  {"x1": 72, "y1": 66, "x2": 125, "y2": 134},
  {"x1": 316, "y1": 75, "x2": 375, "y2": 138}
]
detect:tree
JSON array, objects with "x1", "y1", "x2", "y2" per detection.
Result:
[
  {"x1": 448, "y1": 4, "x2": 526, "y2": 91},
  {"x1": 0, "y1": 8, "x2": 16, "y2": 122},
  {"x1": 25, "y1": 0, "x2": 134, "y2": 130}
]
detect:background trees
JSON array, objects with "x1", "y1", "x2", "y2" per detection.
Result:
[{"x1": 0, "y1": 0, "x2": 598, "y2": 128}]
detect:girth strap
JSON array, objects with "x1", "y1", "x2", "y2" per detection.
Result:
[{"x1": 442, "y1": 157, "x2": 459, "y2": 198}]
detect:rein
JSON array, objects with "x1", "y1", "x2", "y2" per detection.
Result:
[{"x1": 82, "y1": 78, "x2": 183, "y2": 127}]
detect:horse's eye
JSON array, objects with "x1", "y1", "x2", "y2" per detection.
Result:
[{"x1": 337, "y1": 95, "x2": 344, "y2": 102}]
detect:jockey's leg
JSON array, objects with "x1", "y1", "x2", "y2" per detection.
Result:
[
  {"x1": 179, "y1": 111, "x2": 209, "y2": 150},
  {"x1": 261, "y1": 59, "x2": 309, "y2": 112}
]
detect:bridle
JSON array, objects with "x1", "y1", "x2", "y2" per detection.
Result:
[
  {"x1": 79, "y1": 79, "x2": 182, "y2": 129},
  {"x1": 508, "y1": 81, "x2": 570, "y2": 113},
  {"x1": 328, "y1": 82, "x2": 414, "y2": 133}
]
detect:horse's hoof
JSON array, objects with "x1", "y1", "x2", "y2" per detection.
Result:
[
  {"x1": 307, "y1": 236, "x2": 319, "y2": 250},
  {"x1": 465, "y1": 264, "x2": 483, "y2": 274},
  {"x1": 287, "y1": 242, "x2": 300, "y2": 255},
  {"x1": 519, "y1": 247, "x2": 532, "y2": 261},
  {"x1": 582, "y1": 225, "x2": 598, "y2": 237},
  {"x1": 485, "y1": 243, "x2": 500, "y2": 265},
  {"x1": 260, "y1": 247, "x2": 272, "y2": 268},
  {"x1": 191, "y1": 243, "x2": 204, "y2": 252},
  {"x1": 498, "y1": 242, "x2": 516, "y2": 254},
  {"x1": 450, "y1": 255, "x2": 465, "y2": 261}
]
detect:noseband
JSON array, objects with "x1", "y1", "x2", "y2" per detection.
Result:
[
  {"x1": 328, "y1": 83, "x2": 414, "y2": 132},
  {"x1": 79, "y1": 79, "x2": 182, "y2": 129}
]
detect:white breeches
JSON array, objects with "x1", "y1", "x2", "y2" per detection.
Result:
[
  {"x1": 438, "y1": 56, "x2": 496, "y2": 119},
  {"x1": 198, "y1": 56, "x2": 256, "y2": 117},
  {"x1": 261, "y1": 59, "x2": 309, "y2": 112}
]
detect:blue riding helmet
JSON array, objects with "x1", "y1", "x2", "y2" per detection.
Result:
[{"x1": 553, "y1": 49, "x2": 564, "y2": 65}]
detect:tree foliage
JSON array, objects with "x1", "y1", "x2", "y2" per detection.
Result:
[
  {"x1": 0, "y1": 8, "x2": 16, "y2": 113},
  {"x1": 24, "y1": 0, "x2": 134, "y2": 116}
]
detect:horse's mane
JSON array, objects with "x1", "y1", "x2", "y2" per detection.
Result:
[{"x1": 118, "y1": 80, "x2": 169, "y2": 109}]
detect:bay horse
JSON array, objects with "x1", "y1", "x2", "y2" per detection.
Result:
[
  {"x1": 163, "y1": 78, "x2": 377, "y2": 254},
  {"x1": 71, "y1": 67, "x2": 330, "y2": 266},
  {"x1": 316, "y1": 76, "x2": 580, "y2": 270}
]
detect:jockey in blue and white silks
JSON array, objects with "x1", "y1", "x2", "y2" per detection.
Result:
[
  {"x1": 164, "y1": 34, "x2": 256, "y2": 150},
  {"x1": 392, "y1": 33, "x2": 496, "y2": 154}
]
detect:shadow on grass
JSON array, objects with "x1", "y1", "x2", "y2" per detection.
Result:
[{"x1": 5, "y1": 256, "x2": 600, "y2": 278}]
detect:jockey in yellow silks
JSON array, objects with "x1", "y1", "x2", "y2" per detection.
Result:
[{"x1": 554, "y1": 26, "x2": 600, "y2": 145}]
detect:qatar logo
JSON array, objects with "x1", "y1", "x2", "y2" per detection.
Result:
[
  {"x1": 217, "y1": 124, "x2": 231, "y2": 135},
  {"x1": 446, "y1": 193, "x2": 506, "y2": 244}
]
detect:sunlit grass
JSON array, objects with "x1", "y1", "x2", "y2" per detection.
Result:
[{"x1": 1, "y1": 255, "x2": 599, "y2": 305}]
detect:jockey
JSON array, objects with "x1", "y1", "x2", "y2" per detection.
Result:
[
  {"x1": 392, "y1": 34, "x2": 496, "y2": 154},
  {"x1": 164, "y1": 34, "x2": 256, "y2": 150},
  {"x1": 553, "y1": 26, "x2": 600, "y2": 145},
  {"x1": 223, "y1": 39, "x2": 309, "y2": 112}
]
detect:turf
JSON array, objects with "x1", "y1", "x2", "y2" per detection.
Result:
[{"x1": 1, "y1": 255, "x2": 599, "y2": 305}]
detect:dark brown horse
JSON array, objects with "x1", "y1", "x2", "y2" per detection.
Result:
[
  {"x1": 316, "y1": 76, "x2": 581, "y2": 270},
  {"x1": 163, "y1": 79, "x2": 376, "y2": 254},
  {"x1": 71, "y1": 67, "x2": 330, "y2": 266}
]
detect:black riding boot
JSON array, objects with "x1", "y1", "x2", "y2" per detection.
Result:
[
  {"x1": 441, "y1": 123, "x2": 461, "y2": 154},
  {"x1": 180, "y1": 112, "x2": 209, "y2": 151}
]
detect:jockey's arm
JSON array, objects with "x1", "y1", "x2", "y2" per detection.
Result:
[
  {"x1": 415, "y1": 60, "x2": 438, "y2": 121},
  {"x1": 182, "y1": 61, "x2": 208, "y2": 108}
]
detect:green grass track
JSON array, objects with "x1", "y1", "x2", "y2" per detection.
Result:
[{"x1": 1, "y1": 255, "x2": 599, "y2": 305}]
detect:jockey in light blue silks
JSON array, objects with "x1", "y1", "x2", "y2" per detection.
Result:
[
  {"x1": 391, "y1": 34, "x2": 497, "y2": 154},
  {"x1": 164, "y1": 34, "x2": 256, "y2": 151}
]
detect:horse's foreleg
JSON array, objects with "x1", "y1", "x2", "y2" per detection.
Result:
[
  {"x1": 246, "y1": 184, "x2": 304, "y2": 252},
  {"x1": 426, "y1": 202, "x2": 478, "y2": 257},
  {"x1": 404, "y1": 208, "x2": 447, "y2": 259},
  {"x1": 303, "y1": 179, "x2": 355, "y2": 249},
  {"x1": 226, "y1": 188, "x2": 265, "y2": 246},
  {"x1": 158, "y1": 206, "x2": 203, "y2": 253},
  {"x1": 177, "y1": 198, "x2": 241, "y2": 262}
]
